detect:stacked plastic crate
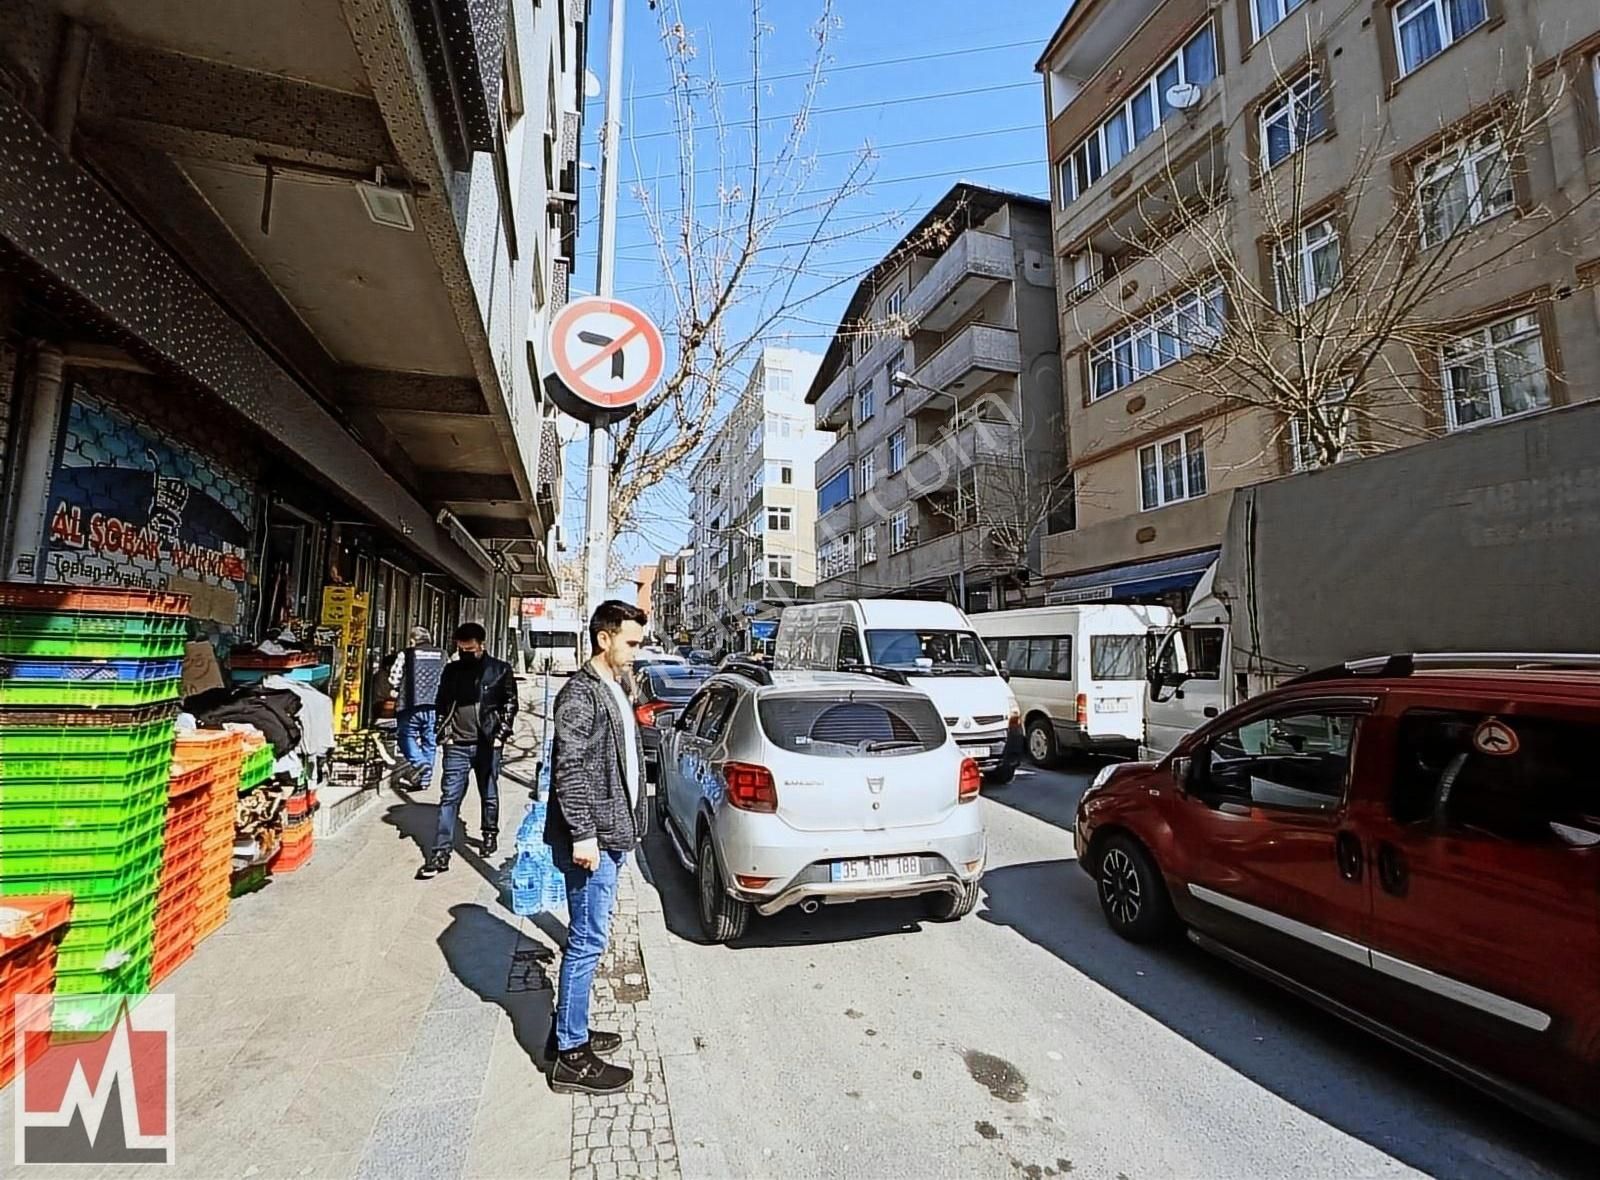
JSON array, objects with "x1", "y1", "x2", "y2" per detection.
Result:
[
  {"x1": 171, "y1": 730, "x2": 244, "y2": 945},
  {"x1": 0, "y1": 585, "x2": 188, "y2": 1029},
  {"x1": 0, "y1": 894, "x2": 72, "y2": 1089},
  {"x1": 275, "y1": 787, "x2": 316, "y2": 873},
  {"x1": 149, "y1": 757, "x2": 213, "y2": 986}
]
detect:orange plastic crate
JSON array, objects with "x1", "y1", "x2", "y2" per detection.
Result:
[
  {"x1": 0, "y1": 583, "x2": 190, "y2": 616},
  {"x1": 0, "y1": 897, "x2": 70, "y2": 1090},
  {"x1": 273, "y1": 840, "x2": 314, "y2": 873}
]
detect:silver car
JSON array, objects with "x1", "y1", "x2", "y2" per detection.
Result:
[{"x1": 655, "y1": 668, "x2": 987, "y2": 943}]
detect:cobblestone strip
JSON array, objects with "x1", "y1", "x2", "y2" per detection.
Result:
[{"x1": 570, "y1": 861, "x2": 683, "y2": 1180}]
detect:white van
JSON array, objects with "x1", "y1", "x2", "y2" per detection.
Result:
[
  {"x1": 970, "y1": 603, "x2": 1172, "y2": 765},
  {"x1": 775, "y1": 599, "x2": 1023, "y2": 783}
]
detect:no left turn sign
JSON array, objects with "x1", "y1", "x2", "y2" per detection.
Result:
[{"x1": 547, "y1": 296, "x2": 666, "y2": 422}]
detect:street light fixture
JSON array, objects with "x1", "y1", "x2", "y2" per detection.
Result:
[{"x1": 890, "y1": 370, "x2": 970, "y2": 611}]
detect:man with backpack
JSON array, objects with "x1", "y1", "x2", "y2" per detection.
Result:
[{"x1": 389, "y1": 625, "x2": 445, "y2": 789}]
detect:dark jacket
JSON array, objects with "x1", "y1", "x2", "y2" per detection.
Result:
[
  {"x1": 433, "y1": 653, "x2": 519, "y2": 744},
  {"x1": 545, "y1": 664, "x2": 648, "y2": 856},
  {"x1": 400, "y1": 643, "x2": 446, "y2": 711}
]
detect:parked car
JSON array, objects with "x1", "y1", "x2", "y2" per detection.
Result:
[
  {"x1": 634, "y1": 663, "x2": 711, "y2": 781},
  {"x1": 972, "y1": 603, "x2": 1171, "y2": 766},
  {"x1": 687, "y1": 649, "x2": 716, "y2": 666},
  {"x1": 775, "y1": 599, "x2": 1023, "y2": 784},
  {"x1": 1075, "y1": 653, "x2": 1600, "y2": 1141},
  {"x1": 656, "y1": 667, "x2": 987, "y2": 942},
  {"x1": 633, "y1": 652, "x2": 688, "y2": 674}
]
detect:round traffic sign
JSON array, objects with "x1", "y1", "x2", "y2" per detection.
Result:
[{"x1": 547, "y1": 296, "x2": 666, "y2": 421}]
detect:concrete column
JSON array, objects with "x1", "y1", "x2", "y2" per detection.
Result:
[{"x1": 4, "y1": 343, "x2": 66, "y2": 581}]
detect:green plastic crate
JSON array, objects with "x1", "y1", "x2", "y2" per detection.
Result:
[
  {"x1": 62, "y1": 881, "x2": 159, "y2": 928},
  {"x1": 0, "y1": 759, "x2": 172, "y2": 806},
  {"x1": 56, "y1": 910, "x2": 156, "y2": 976},
  {"x1": 0, "y1": 807, "x2": 164, "y2": 867},
  {"x1": 50, "y1": 962, "x2": 155, "y2": 1032},
  {"x1": 0, "y1": 733, "x2": 174, "y2": 782},
  {"x1": 0, "y1": 678, "x2": 180, "y2": 708},
  {"x1": 0, "y1": 627, "x2": 185, "y2": 660},
  {"x1": 0, "y1": 609, "x2": 188, "y2": 638},
  {"x1": 240, "y1": 746, "x2": 275, "y2": 789},
  {"x1": 0, "y1": 836, "x2": 163, "y2": 894},
  {"x1": 0, "y1": 709, "x2": 176, "y2": 758},
  {"x1": 0, "y1": 795, "x2": 165, "y2": 849}
]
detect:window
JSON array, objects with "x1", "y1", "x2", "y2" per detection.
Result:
[
  {"x1": 746, "y1": 469, "x2": 762, "y2": 502},
  {"x1": 1441, "y1": 312, "x2": 1549, "y2": 430},
  {"x1": 838, "y1": 627, "x2": 864, "y2": 665},
  {"x1": 997, "y1": 636, "x2": 1073, "y2": 679},
  {"x1": 890, "y1": 508, "x2": 913, "y2": 553},
  {"x1": 888, "y1": 429, "x2": 907, "y2": 473},
  {"x1": 884, "y1": 286, "x2": 905, "y2": 319},
  {"x1": 1090, "y1": 284, "x2": 1224, "y2": 399},
  {"x1": 1154, "y1": 626, "x2": 1224, "y2": 682},
  {"x1": 781, "y1": 464, "x2": 793, "y2": 485},
  {"x1": 857, "y1": 382, "x2": 876, "y2": 424},
  {"x1": 1090, "y1": 635, "x2": 1145, "y2": 680},
  {"x1": 885, "y1": 350, "x2": 906, "y2": 397},
  {"x1": 767, "y1": 366, "x2": 794, "y2": 393},
  {"x1": 1138, "y1": 429, "x2": 1208, "y2": 510},
  {"x1": 766, "y1": 554, "x2": 793, "y2": 581},
  {"x1": 696, "y1": 686, "x2": 739, "y2": 742},
  {"x1": 767, "y1": 506, "x2": 793, "y2": 532},
  {"x1": 818, "y1": 467, "x2": 852, "y2": 513},
  {"x1": 1204, "y1": 709, "x2": 1361, "y2": 811},
  {"x1": 758, "y1": 693, "x2": 946, "y2": 758},
  {"x1": 1394, "y1": 0, "x2": 1488, "y2": 78},
  {"x1": 1057, "y1": 24, "x2": 1217, "y2": 207},
  {"x1": 1290, "y1": 384, "x2": 1352, "y2": 471},
  {"x1": 1274, "y1": 217, "x2": 1341, "y2": 309},
  {"x1": 1259, "y1": 71, "x2": 1326, "y2": 169},
  {"x1": 1252, "y1": 0, "x2": 1309, "y2": 40},
  {"x1": 1391, "y1": 710, "x2": 1600, "y2": 842},
  {"x1": 764, "y1": 460, "x2": 792, "y2": 486},
  {"x1": 859, "y1": 450, "x2": 877, "y2": 493},
  {"x1": 819, "y1": 533, "x2": 856, "y2": 578},
  {"x1": 1415, "y1": 130, "x2": 1514, "y2": 248},
  {"x1": 860, "y1": 524, "x2": 877, "y2": 564}
]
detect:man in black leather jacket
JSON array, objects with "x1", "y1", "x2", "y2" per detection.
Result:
[{"x1": 416, "y1": 622, "x2": 519, "y2": 878}]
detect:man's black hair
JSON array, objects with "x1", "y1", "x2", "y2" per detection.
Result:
[
  {"x1": 589, "y1": 599, "x2": 647, "y2": 652},
  {"x1": 454, "y1": 621, "x2": 487, "y2": 643}
]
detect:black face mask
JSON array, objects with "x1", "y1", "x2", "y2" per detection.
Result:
[{"x1": 458, "y1": 649, "x2": 482, "y2": 663}]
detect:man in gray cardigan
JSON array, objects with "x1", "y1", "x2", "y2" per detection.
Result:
[{"x1": 544, "y1": 599, "x2": 649, "y2": 1094}]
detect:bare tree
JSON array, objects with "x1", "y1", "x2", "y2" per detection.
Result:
[
  {"x1": 603, "y1": 0, "x2": 949, "y2": 544},
  {"x1": 1067, "y1": 39, "x2": 1585, "y2": 482}
]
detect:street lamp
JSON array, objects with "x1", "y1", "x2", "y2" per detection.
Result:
[{"x1": 891, "y1": 369, "x2": 970, "y2": 611}]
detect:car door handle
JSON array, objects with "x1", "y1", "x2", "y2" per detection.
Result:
[
  {"x1": 1334, "y1": 831, "x2": 1363, "y2": 882},
  {"x1": 1377, "y1": 842, "x2": 1408, "y2": 897}
]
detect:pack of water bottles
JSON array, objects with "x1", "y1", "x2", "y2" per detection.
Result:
[{"x1": 509, "y1": 792, "x2": 565, "y2": 915}]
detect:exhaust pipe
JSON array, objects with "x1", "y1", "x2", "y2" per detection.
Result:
[{"x1": 799, "y1": 899, "x2": 820, "y2": 915}]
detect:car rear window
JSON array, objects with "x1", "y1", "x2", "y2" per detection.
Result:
[
  {"x1": 649, "y1": 668, "x2": 709, "y2": 696},
  {"x1": 1090, "y1": 635, "x2": 1144, "y2": 680},
  {"x1": 758, "y1": 694, "x2": 946, "y2": 758}
]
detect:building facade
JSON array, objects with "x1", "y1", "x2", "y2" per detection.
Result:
[
  {"x1": 651, "y1": 545, "x2": 693, "y2": 646},
  {"x1": 0, "y1": 0, "x2": 588, "y2": 669},
  {"x1": 684, "y1": 348, "x2": 827, "y2": 653},
  {"x1": 804, "y1": 184, "x2": 1066, "y2": 613},
  {"x1": 1036, "y1": 0, "x2": 1600, "y2": 603}
]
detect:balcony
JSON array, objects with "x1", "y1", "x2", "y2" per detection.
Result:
[
  {"x1": 817, "y1": 434, "x2": 854, "y2": 483},
  {"x1": 905, "y1": 230, "x2": 1013, "y2": 334},
  {"x1": 904, "y1": 325, "x2": 1021, "y2": 415},
  {"x1": 815, "y1": 366, "x2": 853, "y2": 431}
]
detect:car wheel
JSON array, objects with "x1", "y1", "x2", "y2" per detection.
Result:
[
  {"x1": 983, "y1": 763, "x2": 1017, "y2": 786},
  {"x1": 1025, "y1": 718, "x2": 1058, "y2": 767},
  {"x1": 924, "y1": 878, "x2": 982, "y2": 922},
  {"x1": 1096, "y1": 834, "x2": 1174, "y2": 943},
  {"x1": 696, "y1": 831, "x2": 750, "y2": 944}
]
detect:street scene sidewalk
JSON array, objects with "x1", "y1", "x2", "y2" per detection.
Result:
[{"x1": 2, "y1": 677, "x2": 674, "y2": 1180}]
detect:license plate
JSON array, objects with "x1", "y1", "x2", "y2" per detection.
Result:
[
  {"x1": 830, "y1": 855, "x2": 921, "y2": 883},
  {"x1": 961, "y1": 743, "x2": 997, "y2": 758},
  {"x1": 1096, "y1": 698, "x2": 1130, "y2": 714}
]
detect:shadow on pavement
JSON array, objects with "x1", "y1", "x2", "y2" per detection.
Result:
[
  {"x1": 979, "y1": 858, "x2": 1590, "y2": 1180},
  {"x1": 981, "y1": 763, "x2": 1099, "y2": 833},
  {"x1": 382, "y1": 784, "x2": 526, "y2": 914},
  {"x1": 438, "y1": 902, "x2": 556, "y2": 1070}
]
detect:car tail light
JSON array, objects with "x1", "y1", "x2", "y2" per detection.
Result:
[
  {"x1": 1076, "y1": 693, "x2": 1088, "y2": 726},
  {"x1": 721, "y1": 761, "x2": 778, "y2": 813},
  {"x1": 635, "y1": 700, "x2": 675, "y2": 726},
  {"x1": 735, "y1": 874, "x2": 774, "y2": 889},
  {"x1": 958, "y1": 758, "x2": 980, "y2": 803}
]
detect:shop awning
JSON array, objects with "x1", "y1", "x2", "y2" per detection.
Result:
[{"x1": 1045, "y1": 548, "x2": 1218, "y2": 604}]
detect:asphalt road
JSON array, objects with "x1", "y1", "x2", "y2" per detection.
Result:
[{"x1": 634, "y1": 763, "x2": 1591, "y2": 1180}]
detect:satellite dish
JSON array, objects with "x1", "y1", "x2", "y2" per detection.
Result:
[
  {"x1": 1165, "y1": 82, "x2": 1202, "y2": 111},
  {"x1": 584, "y1": 70, "x2": 602, "y2": 99}
]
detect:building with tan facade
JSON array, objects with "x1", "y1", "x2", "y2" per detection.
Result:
[{"x1": 1036, "y1": 0, "x2": 1600, "y2": 603}]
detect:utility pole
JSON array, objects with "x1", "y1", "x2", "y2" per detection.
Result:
[{"x1": 582, "y1": 0, "x2": 626, "y2": 618}]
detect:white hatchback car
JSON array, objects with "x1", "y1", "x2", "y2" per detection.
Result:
[{"x1": 654, "y1": 665, "x2": 987, "y2": 942}]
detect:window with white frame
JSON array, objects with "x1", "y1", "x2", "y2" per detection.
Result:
[
  {"x1": 885, "y1": 350, "x2": 906, "y2": 397},
  {"x1": 1057, "y1": 23, "x2": 1217, "y2": 208},
  {"x1": 1259, "y1": 71, "x2": 1326, "y2": 169},
  {"x1": 767, "y1": 366, "x2": 794, "y2": 393},
  {"x1": 861, "y1": 524, "x2": 878, "y2": 564},
  {"x1": 1274, "y1": 216, "x2": 1341, "y2": 309},
  {"x1": 1394, "y1": 0, "x2": 1488, "y2": 78},
  {"x1": 888, "y1": 429, "x2": 907, "y2": 473},
  {"x1": 1138, "y1": 428, "x2": 1208, "y2": 510},
  {"x1": 1415, "y1": 129, "x2": 1514, "y2": 248},
  {"x1": 856, "y1": 382, "x2": 875, "y2": 424},
  {"x1": 766, "y1": 554, "x2": 793, "y2": 581},
  {"x1": 1090, "y1": 284, "x2": 1225, "y2": 399},
  {"x1": 746, "y1": 469, "x2": 762, "y2": 502},
  {"x1": 1251, "y1": 0, "x2": 1309, "y2": 40},
  {"x1": 1290, "y1": 384, "x2": 1352, "y2": 471},
  {"x1": 859, "y1": 450, "x2": 877, "y2": 493},
  {"x1": 890, "y1": 508, "x2": 914, "y2": 552},
  {"x1": 1441, "y1": 312, "x2": 1550, "y2": 431},
  {"x1": 819, "y1": 534, "x2": 856, "y2": 579},
  {"x1": 767, "y1": 506, "x2": 793, "y2": 531},
  {"x1": 745, "y1": 424, "x2": 761, "y2": 455},
  {"x1": 884, "y1": 286, "x2": 905, "y2": 319}
]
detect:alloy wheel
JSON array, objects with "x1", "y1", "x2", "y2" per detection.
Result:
[{"x1": 1100, "y1": 848, "x2": 1142, "y2": 927}]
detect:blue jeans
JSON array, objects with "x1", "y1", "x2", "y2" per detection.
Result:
[
  {"x1": 555, "y1": 849, "x2": 626, "y2": 1051},
  {"x1": 432, "y1": 741, "x2": 501, "y2": 858},
  {"x1": 396, "y1": 707, "x2": 437, "y2": 786}
]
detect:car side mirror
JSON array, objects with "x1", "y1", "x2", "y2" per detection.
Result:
[
  {"x1": 997, "y1": 660, "x2": 1011, "y2": 682},
  {"x1": 1170, "y1": 755, "x2": 1194, "y2": 794}
]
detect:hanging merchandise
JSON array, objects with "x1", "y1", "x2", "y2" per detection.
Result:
[{"x1": 320, "y1": 585, "x2": 370, "y2": 734}]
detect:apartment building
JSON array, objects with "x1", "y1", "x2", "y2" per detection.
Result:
[
  {"x1": 651, "y1": 546, "x2": 694, "y2": 645},
  {"x1": 1036, "y1": 0, "x2": 1600, "y2": 603},
  {"x1": 804, "y1": 184, "x2": 1065, "y2": 613},
  {"x1": 684, "y1": 348, "x2": 828, "y2": 652}
]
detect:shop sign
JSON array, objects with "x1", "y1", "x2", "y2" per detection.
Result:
[
  {"x1": 43, "y1": 390, "x2": 254, "y2": 620},
  {"x1": 545, "y1": 297, "x2": 665, "y2": 424}
]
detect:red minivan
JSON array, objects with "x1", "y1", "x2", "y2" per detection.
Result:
[{"x1": 1075, "y1": 655, "x2": 1600, "y2": 1141}]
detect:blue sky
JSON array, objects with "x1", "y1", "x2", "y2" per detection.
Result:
[{"x1": 565, "y1": 0, "x2": 1064, "y2": 583}]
